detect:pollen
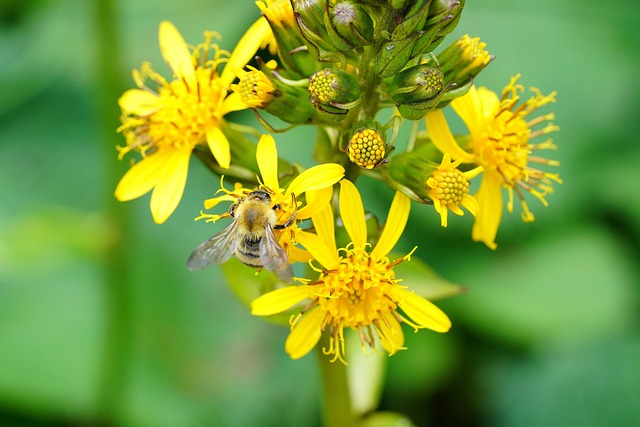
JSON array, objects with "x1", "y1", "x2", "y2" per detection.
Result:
[{"x1": 347, "y1": 128, "x2": 386, "y2": 169}]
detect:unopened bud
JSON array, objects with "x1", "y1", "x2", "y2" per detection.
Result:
[
  {"x1": 388, "y1": 63, "x2": 444, "y2": 104},
  {"x1": 411, "y1": 0, "x2": 465, "y2": 56},
  {"x1": 326, "y1": 1, "x2": 375, "y2": 50},
  {"x1": 308, "y1": 68, "x2": 361, "y2": 120},
  {"x1": 293, "y1": 0, "x2": 336, "y2": 52}
]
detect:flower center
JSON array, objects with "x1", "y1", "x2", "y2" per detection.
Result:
[
  {"x1": 149, "y1": 68, "x2": 225, "y2": 150},
  {"x1": 235, "y1": 69, "x2": 275, "y2": 108},
  {"x1": 316, "y1": 245, "x2": 397, "y2": 328},
  {"x1": 347, "y1": 128, "x2": 386, "y2": 169},
  {"x1": 474, "y1": 109, "x2": 530, "y2": 187},
  {"x1": 427, "y1": 167, "x2": 470, "y2": 208}
]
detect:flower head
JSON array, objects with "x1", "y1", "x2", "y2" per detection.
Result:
[
  {"x1": 427, "y1": 153, "x2": 482, "y2": 227},
  {"x1": 251, "y1": 180, "x2": 451, "y2": 362},
  {"x1": 426, "y1": 75, "x2": 561, "y2": 248},
  {"x1": 198, "y1": 134, "x2": 345, "y2": 262},
  {"x1": 115, "y1": 20, "x2": 270, "y2": 224}
]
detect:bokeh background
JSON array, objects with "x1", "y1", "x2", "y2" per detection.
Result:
[{"x1": 1, "y1": 0, "x2": 639, "y2": 426}]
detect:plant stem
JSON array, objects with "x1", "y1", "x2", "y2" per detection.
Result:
[
  {"x1": 94, "y1": 0, "x2": 131, "y2": 424},
  {"x1": 317, "y1": 337, "x2": 353, "y2": 427}
]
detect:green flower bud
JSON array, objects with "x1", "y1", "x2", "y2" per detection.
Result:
[
  {"x1": 387, "y1": 63, "x2": 445, "y2": 104},
  {"x1": 325, "y1": 1, "x2": 375, "y2": 50},
  {"x1": 293, "y1": 0, "x2": 336, "y2": 52},
  {"x1": 391, "y1": 0, "x2": 431, "y2": 41},
  {"x1": 411, "y1": 0, "x2": 465, "y2": 56},
  {"x1": 341, "y1": 120, "x2": 393, "y2": 169},
  {"x1": 386, "y1": 62, "x2": 455, "y2": 120},
  {"x1": 308, "y1": 68, "x2": 361, "y2": 120}
]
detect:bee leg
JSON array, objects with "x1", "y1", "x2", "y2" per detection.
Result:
[{"x1": 274, "y1": 193, "x2": 297, "y2": 230}]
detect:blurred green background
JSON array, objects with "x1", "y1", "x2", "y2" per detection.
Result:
[{"x1": 1, "y1": 0, "x2": 639, "y2": 426}]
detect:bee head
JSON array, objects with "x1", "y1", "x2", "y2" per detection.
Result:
[{"x1": 248, "y1": 189, "x2": 272, "y2": 204}]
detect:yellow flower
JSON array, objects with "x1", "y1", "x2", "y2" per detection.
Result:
[
  {"x1": 427, "y1": 153, "x2": 482, "y2": 227},
  {"x1": 115, "y1": 19, "x2": 271, "y2": 224},
  {"x1": 251, "y1": 180, "x2": 451, "y2": 362},
  {"x1": 426, "y1": 75, "x2": 561, "y2": 248},
  {"x1": 198, "y1": 134, "x2": 345, "y2": 262}
]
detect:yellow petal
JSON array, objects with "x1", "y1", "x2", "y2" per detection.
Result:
[
  {"x1": 220, "y1": 17, "x2": 271, "y2": 87},
  {"x1": 149, "y1": 147, "x2": 191, "y2": 224},
  {"x1": 286, "y1": 163, "x2": 344, "y2": 196},
  {"x1": 306, "y1": 190, "x2": 337, "y2": 254},
  {"x1": 425, "y1": 109, "x2": 474, "y2": 162},
  {"x1": 220, "y1": 91, "x2": 249, "y2": 115},
  {"x1": 206, "y1": 126, "x2": 231, "y2": 169},
  {"x1": 256, "y1": 134, "x2": 280, "y2": 190},
  {"x1": 392, "y1": 288, "x2": 451, "y2": 333},
  {"x1": 296, "y1": 230, "x2": 339, "y2": 270},
  {"x1": 376, "y1": 311, "x2": 405, "y2": 355},
  {"x1": 115, "y1": 150, "x2": 175, "y2": 202},
  {"x1": 297, "y1": 187, "x2": 333, "y2": 220},
  {"x1": 118, "y1": 89, "x2": 161, "y2": 116},
  {"x1": 450, "y1": 85, "x2": 482, "y2": 135},
  {"x1": 472, "y1": 171, "x2": 503, "y2": 250},
  {"x1": 251, "y1": 285, "x2": 310, "y2": 316},
  {"x1": 158, "y1": 21, "x2": 195, "y2": 86},
  {"x1": 285, "y1": 307, "x2": 326, "y2": 360},
  {"x1": 371, "y1": 191, "x2": 410, "y2": 260},
  {"x1": 476, "y1": 86, "x2": 501, "y2": 118},
  {"x1": 339, "y1": 180, "x2": 366, "y2": 248}
]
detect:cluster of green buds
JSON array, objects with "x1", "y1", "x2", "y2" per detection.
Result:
[{"x1": 234, "y1": 0, "x2": 492, "y2": 172}]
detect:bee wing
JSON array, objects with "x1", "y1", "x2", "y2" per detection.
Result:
[
  {"x1": 260, "y1": 225, "x2": 294, "y2": 283},
  {"x1": 186, "y1": 221, "x2": 238, "y2": 271}
]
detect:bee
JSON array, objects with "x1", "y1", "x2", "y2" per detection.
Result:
[{"x1": 186, "y1": 188, "x2": 296, "y2": 282}]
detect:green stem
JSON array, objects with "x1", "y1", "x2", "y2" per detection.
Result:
[
  {"x1": 317, "y1": 338, "x2": 353, "y2": 427},
  {"x1": 94, "y1": 0, "x2": 131, "y2": 423}
]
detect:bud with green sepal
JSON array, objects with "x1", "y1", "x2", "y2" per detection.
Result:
[
  {"x1": 390, "y1": 0, "x2": 432, "y2": 42},
  {"x1": 293, "y1": 0, "x2": 336, "y2": 52},
  {"x1": 324, "y1": 0, "x2": 375, "y2": 51},
  {"x1": 308, "y1": 68, "x2": 361, "y2": 121},
  {"x1": 411, "y1": 0, "x2": 465, "y2": 57},
  {"x1": 386, "y1": 61, "x2": 458, "y2": 120}
]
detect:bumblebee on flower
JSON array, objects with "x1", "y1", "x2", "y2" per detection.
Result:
[{"x1": 252, "y1": 180, "x2": 452, "y2": 363}]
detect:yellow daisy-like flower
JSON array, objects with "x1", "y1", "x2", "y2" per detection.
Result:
[
  {"x1": 115, "y1": 19, "x2": 271, "y2": 224},
  {"x1": 427, "y1": 153, "x2": 482, "y2": 227},
  {"x1": 426, "y1": 75, "x2": 561, "y2": 249},
  {"x1": 251, "y1": 180, "x2": 452, "y2": 362},
  {"x1": 198, "y1": 134, "x2": 345, "y2": 262}
]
